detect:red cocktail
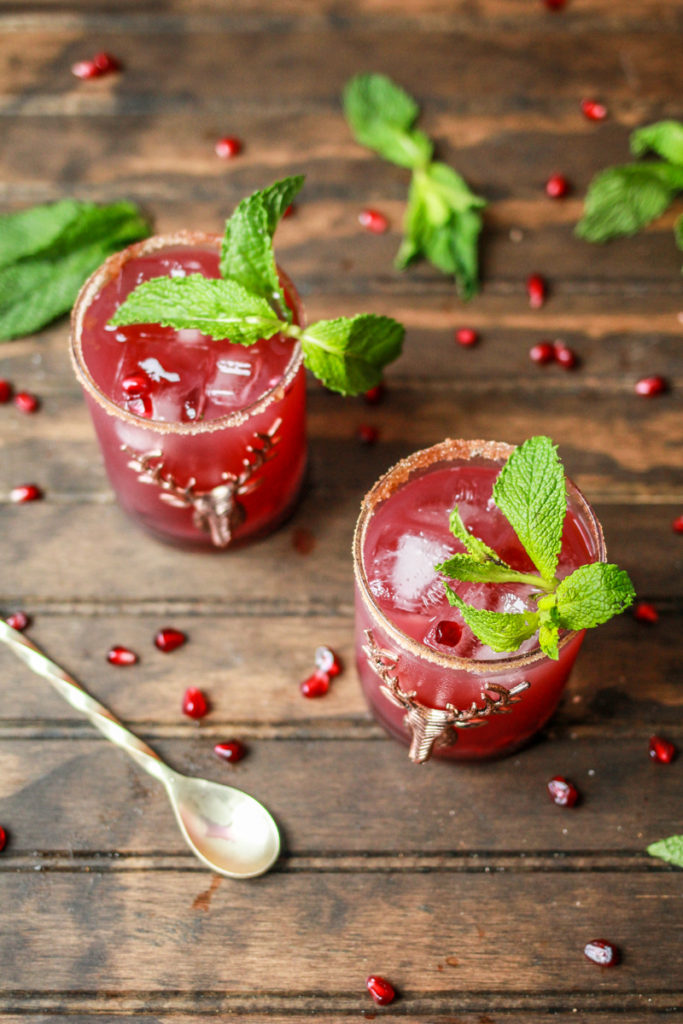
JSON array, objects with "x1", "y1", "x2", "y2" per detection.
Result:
[
  {"x1": 353, "y1": 439, "x2": 606, "y2": 762},
  {"x1": 70, "y1": 232, "x2": 306, "y2": 548}
]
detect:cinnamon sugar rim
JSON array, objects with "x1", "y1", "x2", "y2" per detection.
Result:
[
  {"x1": 352, "y1": 438, "x2": 607, "y2": 675},
  {"x1": 69, "y1": 231, "x2": 304, "y2": 436}
]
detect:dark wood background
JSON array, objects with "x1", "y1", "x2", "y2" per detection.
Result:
[{"x1": 0, "y1": 1, "x2": 681, "y2": 1021}]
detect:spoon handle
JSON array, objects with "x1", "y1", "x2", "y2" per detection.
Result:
[{"x1": 0, "y1": 621, "x2": 171, "y2": 786}]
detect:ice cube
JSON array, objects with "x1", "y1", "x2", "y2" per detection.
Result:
[{"x1": 389, "y1": 533, "x2": 453, "y2": 612}]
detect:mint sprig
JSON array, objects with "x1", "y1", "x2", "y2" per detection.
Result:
[
  {"x1": 647, "y1": 835, "x2": 683, "y2": 869},
  {"x1": 343, "y1": 73, "x2": 486, "y2": 300},
  {"x1": 0, "y1": 200, "x2": 150, "y2": 341},
  {"x1": 110, "y1": 176, "x2": 404, "y2": 396},
  {"x1": 437, "y1": 436, "x2": 635, "y2": 659},
  {"x1": 576, "y1": 119, "x2": 683, "y2": 265}
]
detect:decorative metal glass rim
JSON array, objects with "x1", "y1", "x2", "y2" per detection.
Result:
[
  {"x1": 69, "y1": 230, "x2": 304, "y2": 436},
  {"x1": 352, "y1": 437, "x2": 608, "y2": 676}
]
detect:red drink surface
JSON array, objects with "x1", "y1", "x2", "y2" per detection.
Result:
[
  {"x1": 354, "y1": 445, "x2": 603, "y2": 761},
  {"x1": 72, "y1": 237, "x2": 306, "y2": 548}
]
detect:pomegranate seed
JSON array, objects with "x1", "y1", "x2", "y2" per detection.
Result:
[
  {"x1": 529, "y1": 341, "x2": 555, "y2": 365},
  {"x1": 214, "y1": 740, "x2": 247, "y2": 764},
  {"x1": 526, "y1": 274, "x2": 547, "y2": 309},
  {"x1": 358, "y1": 209, "x2": 389, "y2": 234},
  {"x1": 300, "y1": 671, "x2": 330, "y2": 698},
  {"x1": 182, "y1": 687, "x2": 209, "y2": 719},
  {"x1": 545, "y1": 174, "x2": 570, "y2": 198},
  {"x1": 633, "y1": 601, "x2": 658, "y2": 624},
  {"x1": 547, "y1": 776, "x2": 579, "y2": 807},
  {"x1": 434, "y1": 620, "x2": 462, "y2": 647},
  {"x1": 71, "y1": 59, "x2": 99, "y2": 79},
  {"x1": 366, "y1": 975, "x2": 396, "y2": 1006},
  {"x1": 92, "y1": 52, "x2": 120, "y2": 74},
  {"x1": 154, "y1": 627, "x2": 187, "y2": 653},
  {"x1": 363, "y1": 383, "x2": 385, "y2": 405},
  {"x1": 583, "y1": 939, "x2": 620, "y2": 966},
  {"x1": 10, "y1": 483, "x2": 42, "y2": 503},
  {"x1": 107, "y1": 645, "x2": 138, "y2": 667},
  {"x1": 0, "y1": 826, "x2": 7, "y2": 853},
  {"x1": 292, "y1": 526, "x2": 316, "y2": 554},
  {"x1": 635, "y1": 375, "x2": 667, "y2": 397},
  {"x1": 357, "y1": 424, "x2": 379, "y2": 445},
  {"x1": 121, "y1": 374, "x2": 150, "y2": 398},
  {"x1": 672, "y1": 515, "x2": 683, "y2": 534},
  {"x1": 553, "y1": 341, "x2": 578, "y2": 369},
  {"x1": 0, "y1": 379, "x2": 12, "y2": 403},
  {"x1": 283, "y1": 204, "x2": 295, "y2": 218},
  {"x1": 215, "y1": 136, "x2": 242, "y2": 159},
  {"x1": 455, "y1": 327, "x2": 479, "y2": 346},
  {"x1": 14, "y1": 391, "x2": 39, "y2": 414},
  {"x1": 6, "y1": 611, "x2": 30, "y2": 631},
  {"x1": 581, "y1": 98, "x2": 608, "y2": 121},
  {"x1": 648, "y1": 735, "x2": 676, "y2": 764},
  {"x1": 314, "y1": 645, "x2": 342, "y2": 678},
  {"x1": 543, "y1": 0, "x2": 567, "y2": 9}
]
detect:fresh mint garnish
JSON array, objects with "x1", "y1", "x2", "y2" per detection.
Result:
[
  {"x1": 576, "y1": 119, "x2": 683, "y2": 264},
  {"x1": 0, "y1": 200, "x2": 150, "y2": 341},
  {"x1": 647, "y1": 835, "x2": 683, "y2": 869},
  {"x1": 343, "y1": 73, "x2": 486, "y2": 299},
  {"x1": 436, "y1": 436, "x2": 635, "y2": 659},
  {"x1": 110, "y1": 176, "x2": 404, "y2": 396}
]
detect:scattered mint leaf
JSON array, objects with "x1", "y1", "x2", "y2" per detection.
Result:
[
  {"x1": 300, "y1": 314, "x2": 404, "y2": 395},
  {"x1": 630, "y1": 120, "x2": 683, "y2": 166},
  {"x1": 111, "y1": 275, "x2": 284, "y2": 344},
  {"x1": 0, "y1": 199, "x2": 84, "y2": 269},
  {"x1": 343, "y1": 73, "x2": 486, "y2": 298},
  {"x1": 576, "y1": 162, "x2": 683, "y2": 243},
  {"x1": 445, "y1": 586, "x2": 538, "y2": 653},
  {"x1": 493, "y1": 436, "x2": 565, "y2": 583},
  {"x1": 219, "y1": 175, "x2": 305, "y2": 319},
  {"x1": 647, "y1": 835, "x2": 683, "y2": 868},
  {"x1": 343, "y1": 73, "x2": 432, "y2": 170},
  {"x1": 554, "y1": 562, "x2": 635, "y2": 630},
  {"x1": 448, "y1": 506, "x2": 511, "y2": 566}
]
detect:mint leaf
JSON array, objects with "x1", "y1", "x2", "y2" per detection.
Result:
[
  {"x1": 555, "y1": 562, "x2": 635, "y2": 630},
  {"x1": 448, "y1": 506, "x2": 510, "y2": 565},
  {"x1": 631, "y1": 120, "x2": 683, "y2": 166},
  {"x1": 493, "y1": 436, "x2": 565, "y2": 582},
  {"x1": 445, "y1": 586, "x2": 538, "y2": 653},
  {"x1": 343, "y1": 73, "x2": 432, "y2": 170},
  {"x1": 576, "y1": 162, "x2": 683, "y2": 243},
  {"x1": 0, "y1": 199, "x2": 84, "y2": 269},
  {"x1": 300, "y1": 314, "x2": 404, "y2": 395},
  {"x1": 110, "y1": 274, "x2": 284, "y2": 344},
  {"x1": 537, "y1": 599, "x2": 561, "y2": 660},
  {"x1": 675, "y1": 214, "x2": 683, "y2": 252},
  {"x1": 647, "y1": 835, "x2": 683, "y2": 868},
  {"x1": 219, "y1": 175, "x2": 305, "y2": 318},
  {"x1": 436, "y1": 553, "x2": 530, "y2": 585}
]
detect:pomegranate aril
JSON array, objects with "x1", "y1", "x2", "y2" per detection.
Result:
[
  {"x1": 283, "y1": 203, "x2": 295, "y2": 218},
  {"x1": 107, "y1": 645, "x2": 138, "y2": 667},
  {"x1": 547, "y1": 775, "x2": 579, "y2": 807},
  {"x1": 214, "y1": 740, "x2": 247, "y2": 764},
  {"x1": 358, "y1": 209, "x2": 389, "y2": 234},
  {"x1": 215, "y1": 136, "x2": 242, "y2": 159},
  {"x1": 366, "y1": 975, "x2": 396, "y2": 1006},
  {"x1": 635, "y1": 375, "x2": 667, "y2": 397},
  {"x1": 92, "y1": 51, "x2": 120, "y2": 74},
  {"x1": 71, "y1": 59, "x2": 99, "y2": 79},
  {"x1": 314, "y1": 645, "x2": 342, "y2": 678},
  {"x1": 672, "y1": 514, "x2": 683, "y2": 534},
  {"x1": 455, "y1": 327, "x2": 478, "y2": 346},
  {"x1": 545, "y1": 173, "x2": 570, "y2": 198},
  {"x1": 0, "y1": 826, "x2": 7, "y2": 853},
  {"x1": 543, "y1": 0, "x2": 567, "y2": 9},
  {"x1": 6, "y1": 611, "x2": 30, "y2": 631},
  {"x1": 526, "y1": 274, "x2": 547, "y2": 309},
  {"x1": 434, "y1": 619, "x2": 462, "y2": 647},
  {"x1": 358, "y1": 424, "x2": 379, "y2": 445},
  {"x1": 292, "y1": 526, "x2": 316, "y2": 554},
  {"x1": 0, "y1": 379, "x2": 12, "y2": 403},
  {"x1": 154, "y1": 627, "x2": 187, "y2": 653},
  {"x1": 14, "y1": 391, "x2": 40, "y2": 414},
  {"x1": 529, "y1": 341, "x2": 555, "y2": 365},
  {"x1": 121, "y1": 374, "x2": 150, "y2": 398},
  {"x1": 554, "y1": 341, "x2": 578, "y2": 369},
  {"x1": 363, "y1": 383, "x2": 385, "y2": 405},
  {"x1": 581, "y1": 98, "x2": 608, "y2": 121},
  {"x1": 648, "y1": 735, "x2": 676, "y2": 764},
  {"x1": 300, "y1": 671, "x2": 330, "y2": 698},
  {"x1": 633, "y1": 601, "x2": 658, "y2": 624},
  {"x1": 127, "y1": 393, "x2": 153, "y2": 417},
  {"x1": 10, "y1": 483, "x2": 42, "y2": 504},
  {"x1": 182, "y1": 687, "x2": 209, "y2": 719},
  {"x1": 583, "y1": 939, "x2": 620, "y2": 966}
]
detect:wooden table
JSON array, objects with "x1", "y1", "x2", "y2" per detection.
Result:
[{"x1": 1, "y1": 2, "x2": 681, "y2": 1020}]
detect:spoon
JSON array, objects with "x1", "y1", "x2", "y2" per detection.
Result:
[{"x1": 0, "y1": 620, "x2": 280, "y2": 879}]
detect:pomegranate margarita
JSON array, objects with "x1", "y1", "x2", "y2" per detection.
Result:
[
  {"x1": 353, "y1": 439, "x2": 615, "y2": 762},
  {"x1": 71, "y1": 233, "x2": 306, "y2": 548}
]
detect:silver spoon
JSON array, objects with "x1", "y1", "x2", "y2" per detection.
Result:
[{"x1": 0, "y1": 620, "x2": 280, "y2": 879}]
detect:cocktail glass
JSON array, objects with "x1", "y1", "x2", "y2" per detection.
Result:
[
  {"x1": 353, "y1": 438, "x2": 606, "y2": 762},
  {"x1": 70, "y1": 232, "x2": 306, "y2": 549}
]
